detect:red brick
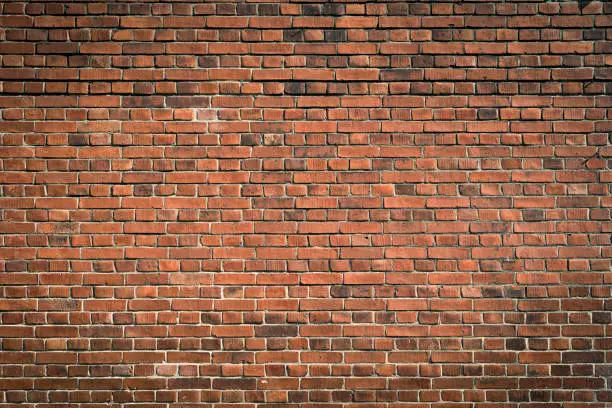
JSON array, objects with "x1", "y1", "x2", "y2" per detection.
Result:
[{"x1": 0, "y1": 3, "x2": 606, "y2": 405}]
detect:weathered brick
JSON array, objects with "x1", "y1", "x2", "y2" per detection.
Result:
[{"x1": 0, "y1": 1, "x2": 608, "y2": 405}]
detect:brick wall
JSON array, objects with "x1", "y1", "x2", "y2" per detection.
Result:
[{"x1": 0, "y1": 1, "x2": 611, "y2": 406}]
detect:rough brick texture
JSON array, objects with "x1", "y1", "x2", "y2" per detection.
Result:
[{"x1": 0, "y1": 0, "x2": 611, "y2": 407}]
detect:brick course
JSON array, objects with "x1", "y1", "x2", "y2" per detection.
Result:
[{"x1": 0, "y1": 0, "x2": 611, "y2": 406}]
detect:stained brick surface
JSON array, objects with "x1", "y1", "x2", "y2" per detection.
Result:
[{"x1": 0, "y1": 1, "x2": 611, "y2": 406}]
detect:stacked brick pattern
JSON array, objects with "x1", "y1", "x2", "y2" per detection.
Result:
[{"x1": 0, "y1": 1, "x2": 611, "y2": 406}]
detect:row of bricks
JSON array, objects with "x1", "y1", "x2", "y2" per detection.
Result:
[
  {"x1": 2, "y1": 259, "x2": 606, "y2": 272},
  {"x1": 2, "y1": 246, "x2": 610, "y2": 260},
  {"x1": 3, "y1": 167, "x2": 608, "y2": 179},
  {"x1": 0, "y1": 320, "x2": 609, "y2": 337},
  {"x1": 0, "y1": 376, "x2": 606, "y2": 391},
  {"x1": 1, "y1": 15, "x2": 609, "y2": 29},
  {"x1": 3, "y1": 2, "x2": 607, "y2": 17},
  {"x1": 1, "y1": 94, "x2": 609, "y2": 106},
  {"x1": 1, "y1": 134, "x2": 606, "y2": 146},
  {"x1": 0, "y1": 163, "x2": 608, "y2": 174},
  {"x1": 0, "y1": 318, "x2": 609, "y2": 336},
  {"x1": 1, "y1": 145, "x2": 607, "y2": 156},
  {"x1": 0, "y1": 85, "x2": 608, "y2": 99},
  {"x1": 0, "y1": 55, "x2": 608, "y2": 69},
  {"x1": 2, "y1": 195, "x2": 611, "y2": 207},
  {"x1": 1, "y1": 166, "x2": 608, "y2": 178},
  {"x1": 2, "y1": 218, "x2": 609, "y2": 232},
  {"x1": 1, "y1": 42, "x2": 610, "y2": 56},
  {"x1": 1, "y1": 74, "x2": 609, "y2": 89},
  {"x1": 0, "y1": 30, "x2": 608, "y2": 44},
  {"x1": 1, "y1": 85, "x2": 607, "y2": 99},
  {"x1": 0, "y1": 121, "x2": 609, "y2": 134},
  {"x1": 1, "y1": 138, "x2": 608, "y2": 150},
  {"x1": 0, "y1": 256, "x2": 610, "y2": 273},
  {"x1": 0, "y1": 336, "x2": 608, "y2": 355},
  {"x1": 1, "y1": 252, "x2": 608, "y2": 268},
  {"x1": 0, "y1": 328, "x2": 595, "y2": 342},
  {"x1": 2, "y1": 220, "x2": 608, "y2": 233},
  {"x1": 1, "y1": 318, "x2": 601, "y2": 334},
  {"x1": 0, "y1": 307, "x2": 606, "y2": 322},
  {"x1": 2, "y1": 314, "x2": 607, "y2": 331},
  {"x1": 2, "y1": 236, "x2": 610, "y2": 251},
  {"x1": 0, "y1": 281, "x2": 608, "y2": 295},
  {"x1": 0, "y1": 296, "x2": 609, "y2": 312},
  {"x1": 0, "y1": 392, "x2": 609, "y2": 407},
  {"x1": 1, "y1": 111, "x2": 608, "y2": 125},
  {"x1": 2, "y1": 327, "x2": 605, "y2": 344},
  {"x1": 0, "y1": 348, "x2": 610, "y2": 364},
  {"x1": 1, "y1": 208, "x2": 608, "y2": 222},
  {"x1": 1, "y1": 289, "x2": 609, "y2": 302}
]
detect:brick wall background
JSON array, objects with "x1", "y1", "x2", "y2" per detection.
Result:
[{"x1": 0, "y1": 1, "x2": 611, "y2": 406}]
